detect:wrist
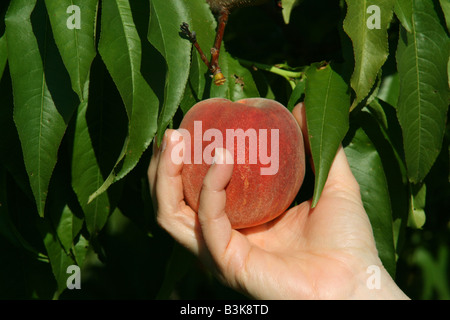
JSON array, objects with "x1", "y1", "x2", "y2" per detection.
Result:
[{"x1": 351, "y1": 263, "x2": 410, "y2": 300}]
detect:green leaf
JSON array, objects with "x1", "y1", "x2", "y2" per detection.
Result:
[
  {"x1": 72, "y1": 99, "x2": 111, "y2": 235},
  {"x1": 55, "y1": 205, "x2": 79, "y2": 253},
  {"x1": 45, "y1": 0, "x2": 111, "y2": 235},
  {"x1": 413, "y1": 245, "x2": 450, "y2": 299},
  {"x1": 304, "y1": 63, "x2": 350, "y2": 207},
  {"x1": 44, "y1": 0, "x2": 106, "y2": 236},
  {"x1": 394, "y1": 0, "x2": 413, "y2": 32},
  {"x1": 46, "y1": 159, "x2": 84, "y2": 254},
  {"x1": 408, "y1": 182, "x2": 426, "y2": 229},
  {"x1": 38, "y1": 219, "x2": 76, "y2": 296},
  {"x1": 91, "y1": 0, "x2": 159, "y2": 202},
  {"x1": 209, "y1": 51, "x2": 260, "y2": 101},
  {"x1": 343, "y1": 0, "x2": 394, "y2": 110},
  {"x1": 38, "y1": 157, "x2": 83, "y2": 294},
  {"x1": 180, "y1": 55, "x2": 204, "y2": 114},
  {"x1": 377, "y1": 72, "x2": 399, "y2": 108},
  {"x1": 287, "y1": 78, "x2": 305, "y2": 112},
  {"x1": 396, "y1": 0, "x2": 450, "y2": 183},
  {"x1": 344, "y1": 124, "x2": 396, "y2": 278},
  {"x1": 150, "y1": 0, "x2": 259, "y2": 116},
  {"x1": 183, "y1": 0, "x2": 217, "y2": 101},
  {"x1": 5, "y1": 0, "x2": 70, "y2": 216},
  {"x1": 44, "y1": 0, "x2": 98, "y2": 101},
  {"x1": 281, "y1": 0, "x2": 303, "y2": 24},
  {"x1": 175, "y1": 0, "x2": 221, "y2": 105},
  {"x1": 180, "y1": 1, "x2": 260, "y2": 103},
  {"x1": 73, "y1": 57, "x2": 128, "y2": 235},
  {"x1": 362, "y1": 100, "x2": 410, "y2": 253},
  {"x1": 148, "y1": 0, "x2": 190, "y2": 143},
  {"x1": 0, "y1": 64, "x2": 33, "y2": 199},
  {"x1": 447, "y1": 55, "x2": 450, "y2": 90},
  {"x1": 73, "y1": 233, "x2": 89, "y2": 267},
  {"x1": 368, "y1": 99, "x2": 389, "y2": 130},
  {"x1": 439, "y1": 0, "x2": 450, "y2": 32},
  {"x1": 33, "y1": 0, "x2": 79, "y2": 121}
]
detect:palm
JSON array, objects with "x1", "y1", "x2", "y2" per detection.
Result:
[{"x1": 218, "y1": 176, "x2": 379, "y2": 299}]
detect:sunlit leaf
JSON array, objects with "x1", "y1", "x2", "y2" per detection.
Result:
[
  {"x1": 73, "y1": 57, "x2": 128, "y2": 235},
  {"x1": 210, "y1": 51, "x2": 259, "y2": 101},
  {"x1": 408, "y1": 183, "x2": 426, "y2": 229},
  {"x1": 439, "y1": 0, "x2": 450, "y2": 32},
  {"x1": 44, "y1": 0, "x2": 98, "y2": 100},
  {"x1": 39, "y1": 219, "x2": 76, "y2": 296},
  {"x1": 396, "y1": 0, "x2": 450, "y2": 183},
  {"x1": 281, "y1": 0, "x2": 303, "y2": 24},
  {"x1": 91, "y1": 0, "x2": 159, "y2": 202},
  {"x1": 394, "y1": 0, "x2": 412, "y2": 32},
  {"x1": 343, "y1": 0, "x2": 394, "y2": 110},
  {"x1": 148, "y1": 0, "x2": 190, "y2": 143},
  {"x1": 287, "y1": 78, "x2": 305, "y2": 112},
  {"x1": 5, "y1": 0, "x2": 71, "y2": 216},
  {"x1": 377, "y1": 72, "x2": 399, "y2": 108},
  {"x1": 304, "y1": 63, "x2": 350, "y2": 207}
]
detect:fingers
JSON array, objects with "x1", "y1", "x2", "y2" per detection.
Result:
[
  {"x1": 197, "y1": 148, "x2": 252, "y2": 283},
  {"x1": 148, "y1": 132, "x2": 246, "y2": 263},
  {"x1": 292, "y1": 102, "x2": 310, "y2": 156},
  {"x1": 154, "y1": 130, "x2": 185, "y2": 215},
  {"x1": 149, "y1": 130, "x2": 201, "y2": 253},
  {"x1": 292, "y1": 102, "x2": 315, "y2": 175},
  {"x1": 149, "y1": 139, "x2": 250, "y2": 276}
]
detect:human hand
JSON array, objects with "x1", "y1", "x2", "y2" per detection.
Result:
[{"x1": 148, "y1": 102, "x2": 409, "y2": 300}]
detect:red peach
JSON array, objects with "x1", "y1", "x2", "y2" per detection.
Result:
[{"x1": 179, "y1": 98, "x2": 305, "y2": 229}]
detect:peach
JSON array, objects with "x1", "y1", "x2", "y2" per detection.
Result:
[{"x1": 178, "y1": 98, "x2": 305, "y2": 229}]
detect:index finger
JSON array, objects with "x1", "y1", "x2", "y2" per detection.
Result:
[{"x1": 292, "y1": 102, "x2": 310, "y2": 156}]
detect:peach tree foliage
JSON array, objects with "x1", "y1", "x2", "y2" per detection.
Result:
[{"x1": 0, "y1": 0, "x2": 448, "y2": 298}]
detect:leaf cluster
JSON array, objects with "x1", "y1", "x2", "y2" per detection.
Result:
[{"x1": 0, "y1": 0, "x2": 448, "y2": 299}]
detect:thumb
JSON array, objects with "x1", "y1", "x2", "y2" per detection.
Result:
[
  {"x1": 197, "y1": 148, "x2": 234, "y2": 259},
  {"x1": 197, "y1": 148, "x2": 253, "y2": 285}
]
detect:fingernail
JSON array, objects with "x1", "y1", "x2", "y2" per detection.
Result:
[
  {"x1": 212, "y1": 149, "x2": 223, "y2": 165},
  {"x1": 213, "y1": 148, "x2": 233, "y2": 165}
]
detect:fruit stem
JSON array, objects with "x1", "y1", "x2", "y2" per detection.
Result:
[{"x1": 238, "y1": 58, "x2": 304, "y2": 89}]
